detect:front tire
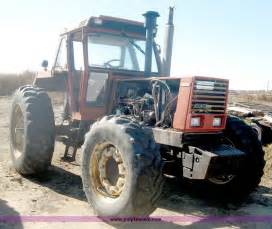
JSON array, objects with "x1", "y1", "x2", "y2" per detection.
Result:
[
  {"x1": 208, "y1": 116, "x2": 265, "y2": 199},
  {"x1": 10, "y1": 86, "x2": 55, "y2": 175},
  {"x1": 81, "y1": 116, "x2": 164, "y2": 216}
]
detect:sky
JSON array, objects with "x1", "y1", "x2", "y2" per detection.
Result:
[{"x1": 0, "y1": 0, "x2": 271, "y2": 90}]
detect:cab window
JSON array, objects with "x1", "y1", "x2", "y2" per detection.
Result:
[
  {"x1": 86, "y1": 72, "x2": 108, "y2": 106},
  {"x1": 54, "y1": 37, "x2": 67, "y2": 71}
]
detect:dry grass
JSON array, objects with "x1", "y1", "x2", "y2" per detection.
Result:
[
  {"x1": 229, "y1": 90, "x2": 272, "y2": 104},
  {"x1": 255, "y1": 93, "x2": 272, "y2": 102},
  {"x1": 0, "y1": 71, "x2": 35, "y2": 96},
  {"x1": 243, "y1": 93, "x2": 272, "y2": 103}
]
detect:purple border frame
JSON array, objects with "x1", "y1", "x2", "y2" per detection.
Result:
[{"x1": 1, "y1": 215, "x2": 272, "y2": 223}]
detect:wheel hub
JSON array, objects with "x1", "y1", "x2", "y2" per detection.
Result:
[
  {"x1": 208, "y1": 175, "x2": 235, "y2": 185},
  {"x1": 208, "y1": 137, "x2": 237, "y2": 185},
  {"x1": 91, "y1": 143, "x2": 126, "y2": 198},
  {"x1": 12, "y1": 105, "x2": 24, "y2": 159}
]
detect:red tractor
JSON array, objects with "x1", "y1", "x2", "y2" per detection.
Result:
[{"x1": 10, "y1": 9, "x2": 264, "y2": 217}]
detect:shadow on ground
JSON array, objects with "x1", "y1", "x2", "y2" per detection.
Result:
[
  {"x1": 0, "y1": 199, "x2": 23, "y2": 229},
  {"x1": 28, "y1": 165, "x2": 86, "y2": 202},
  {"x1": 160, "y1": 178, "x2": 272, "y2": 213},
  {"x1": 26, "y1": 165, "x2": 272, "y2": 228}
]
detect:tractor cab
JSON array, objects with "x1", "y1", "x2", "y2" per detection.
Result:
[{"x1": 35, "y1": 13, "x2": 161, "y2": 121}]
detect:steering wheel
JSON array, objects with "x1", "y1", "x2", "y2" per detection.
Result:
[{"x1": 103, "y1": 59, "x2": 121, "y2": 68}]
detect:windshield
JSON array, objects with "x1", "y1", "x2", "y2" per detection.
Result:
[{"x1": 88, "y1": 33, "x2": 158, "y2": 72}]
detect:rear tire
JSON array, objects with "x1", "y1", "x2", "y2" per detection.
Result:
[
  {"x1": 208, "y1": 116, "x2": 265, "y2": 200},
  {"x1": 9, "y1": 86, "x2": 55, "y2": 175},
  {"x1": 81, "y1": 116, "x2": 164, "y2": 216}
]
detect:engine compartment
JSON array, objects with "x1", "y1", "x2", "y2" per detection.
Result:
[{"x1": 113, "y1": 78, "x2": 180, "y2": 127}]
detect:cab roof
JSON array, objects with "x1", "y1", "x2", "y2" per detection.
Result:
[{"x1": 62, "y1": 15, "x2": 146, "y2": 38}]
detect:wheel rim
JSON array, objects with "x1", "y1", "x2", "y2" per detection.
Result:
[
  {"x1": 11, "y1": 105, "x2": 25, "y2": 159},
  {"x1": 90, "y1": 142, "x2": 126, "y2": 198},
  {"x1": 208, "y1": 175, "x2": 235, "y2": 185},
  {"x1": 208, "y1": 137, "x2": 236, "y2": 185}
]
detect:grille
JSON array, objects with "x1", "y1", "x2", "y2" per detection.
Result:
[{"x1": 191, "y1": 79, "x2": 228, "y2": 114}]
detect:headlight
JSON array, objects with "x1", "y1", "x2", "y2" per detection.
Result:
[
  {"x1": 213, "y1": 117, "x2": 222, "y2": 127},
  {"x1": 191, "y1": 117, "x2": 201, "y2": 127}
]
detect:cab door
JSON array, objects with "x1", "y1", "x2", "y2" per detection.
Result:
[
  {"x1": 69, "y1": 32, "x2": 84, "y2": 114},
  {"x1": 77, "y1": 31, "x2": 109, "y2": 121}
]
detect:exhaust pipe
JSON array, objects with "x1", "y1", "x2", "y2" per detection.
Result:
[
  {"x1": 162, "y1": 7, "x2": 174, "y2": 76},
  {"x1": 143, "y1": 11, "x2": 160, "y2": 77}
]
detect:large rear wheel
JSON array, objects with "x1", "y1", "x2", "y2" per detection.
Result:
[{"x1": 10, "y1": 86, "x2": 55, "y2": 175}]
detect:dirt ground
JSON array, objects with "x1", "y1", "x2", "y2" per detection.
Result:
[{"x1": 1, "y1": 96, "x2": 272, "y2": 229}]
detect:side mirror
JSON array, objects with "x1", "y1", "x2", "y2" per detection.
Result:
[{"x1": 41, "y1": 60, "x2": 48, "y2": 71}]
